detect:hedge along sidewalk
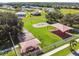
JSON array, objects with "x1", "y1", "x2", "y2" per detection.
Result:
[{"x1": 41, "y1": 38, "x2": 79, "y2": 56}]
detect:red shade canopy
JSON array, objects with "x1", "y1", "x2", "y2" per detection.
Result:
[{"x1": 51, "y1": 23, "x2": 73, "y2": 32}]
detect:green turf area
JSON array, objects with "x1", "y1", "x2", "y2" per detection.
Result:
[
  {"x1": 23, "y1": 11, "x2": 62, "y2": 52},
  {"x1": 60, "y1": 9, "x2": 79, "y2": 14},
  {"x1": 51, "y1": 42, "x2": 79, "y2": 56}
]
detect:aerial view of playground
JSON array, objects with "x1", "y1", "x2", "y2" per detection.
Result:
[{"x1": 0, "y1": 2, "x2": 79, "y2": 56}]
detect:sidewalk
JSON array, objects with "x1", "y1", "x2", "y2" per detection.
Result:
[{"x1": 41, "y1": 39, "x2": 79, "y2": 56}]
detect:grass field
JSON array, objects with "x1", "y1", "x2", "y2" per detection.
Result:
[
  {"x1": 23, "y1": 11, "x2": 62, "y2": 52},
  {"x1": 51, "y1": 42, "x2": 79, "y2": 56},
  {"x1": 60, "y1": 9, "x2": 79, "y2": 14}
]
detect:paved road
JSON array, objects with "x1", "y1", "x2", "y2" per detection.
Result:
[{"x1": 41, "y1": 39, "x2": 79, "y2": 56}]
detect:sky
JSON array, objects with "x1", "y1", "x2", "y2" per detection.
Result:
[{"x1": 0, "y1": 0, "x2": 79, "y2": 3}]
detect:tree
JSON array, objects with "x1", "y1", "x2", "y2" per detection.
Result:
[
  {"x1": 0, "y1": 12, "x2": 23, "y2": 50},
  {"x1": 61, "y1": 14, "x2": 74, "y2": 26},
  {"x1": 62, "y1": 14, "x2": 79, "y2": 27},
  {"x1": 70, "y1": 40, "x2": 77, "y2": 52},
  {"x1": 72, "y1": 14, "x2": 79, "y2": 24},
  {"x1": 46, "y1": 8, "x2": 63, "y2": 24}
]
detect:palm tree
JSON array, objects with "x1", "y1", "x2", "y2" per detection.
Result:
[{"x1": 70, "y1": 40, "x2": 77, "y2": 51}]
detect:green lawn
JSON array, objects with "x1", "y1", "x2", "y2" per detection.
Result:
[
  {"x1": 51, "y1": 42, "x2": 79, "y2": 56},
  {"x1": 23, "y1": 11, "x2": 62, "y2": 52},
  {"x1": 60, "y1": 9, "x2": 79, "y2": 14}
]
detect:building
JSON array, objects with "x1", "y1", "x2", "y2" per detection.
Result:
[
  {"x1": 21, "y1": 6, "x2": 26, "y2": 11},
  {"x1": 31, "y1": 10, "x2": 41, "y2": 16},
  {"x1": 18, "y1": 29, "x2": 42, "y2": 56},
  {"x1": 20, "y1": 38, "x2": 42, "y2": 56},
  {"x1": 1, "y1": 5, "x2": 9, "y2": 9},
  {"x1": 51, "y1": 23, "x2": 73, "y2": 39},
  {"x1": 1, "y1": 5, "x2": 15, "y2": 10},
  {"x1": 44, "y1": 8, "x2": 55, "y2": 13},
  {"x1": 15, "y1": 12, "x2": 26, "y2": 19}
]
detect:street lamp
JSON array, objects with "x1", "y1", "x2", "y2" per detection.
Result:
[{"x1": 9, "y1": 32, "x2": 18, "y2": 56}]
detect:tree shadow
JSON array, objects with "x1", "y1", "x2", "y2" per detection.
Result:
[{"x1": 70, "y1": 48, "x2": 79, "y2": 56}]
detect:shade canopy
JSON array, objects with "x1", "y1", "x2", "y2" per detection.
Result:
[{"x1": 51, "y1": 23, "x2": 73, "y2": 32}]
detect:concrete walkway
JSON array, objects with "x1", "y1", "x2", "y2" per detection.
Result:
[{"x1": 41, "y1": 39, "x2": 79, "y2": 56}]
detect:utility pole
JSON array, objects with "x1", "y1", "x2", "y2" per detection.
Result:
[{"x1": 9, "y1": 32, "x2": 18, "y2": 56}]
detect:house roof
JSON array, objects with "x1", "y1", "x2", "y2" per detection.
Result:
[
  {"x1": 31, "y1": 10, "x2": 41, "y2": 15},
  {"x1": 51, "y1": 23, "x2": 73, "y2": 32},
  {"x1": 20, "y1": 38, "x2": 41, "y2": 53},
  {"x1": 16, "y1": 12, "x2": 26, "y2": 15}
]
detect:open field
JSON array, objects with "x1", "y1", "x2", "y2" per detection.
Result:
[{"x1": 60, "y1": 9, "x2": 79, "y2": 14}]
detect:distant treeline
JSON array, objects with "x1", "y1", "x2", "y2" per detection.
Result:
[{"x1": 0, "y1": 2, "x2": 79, "y2": 9}]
